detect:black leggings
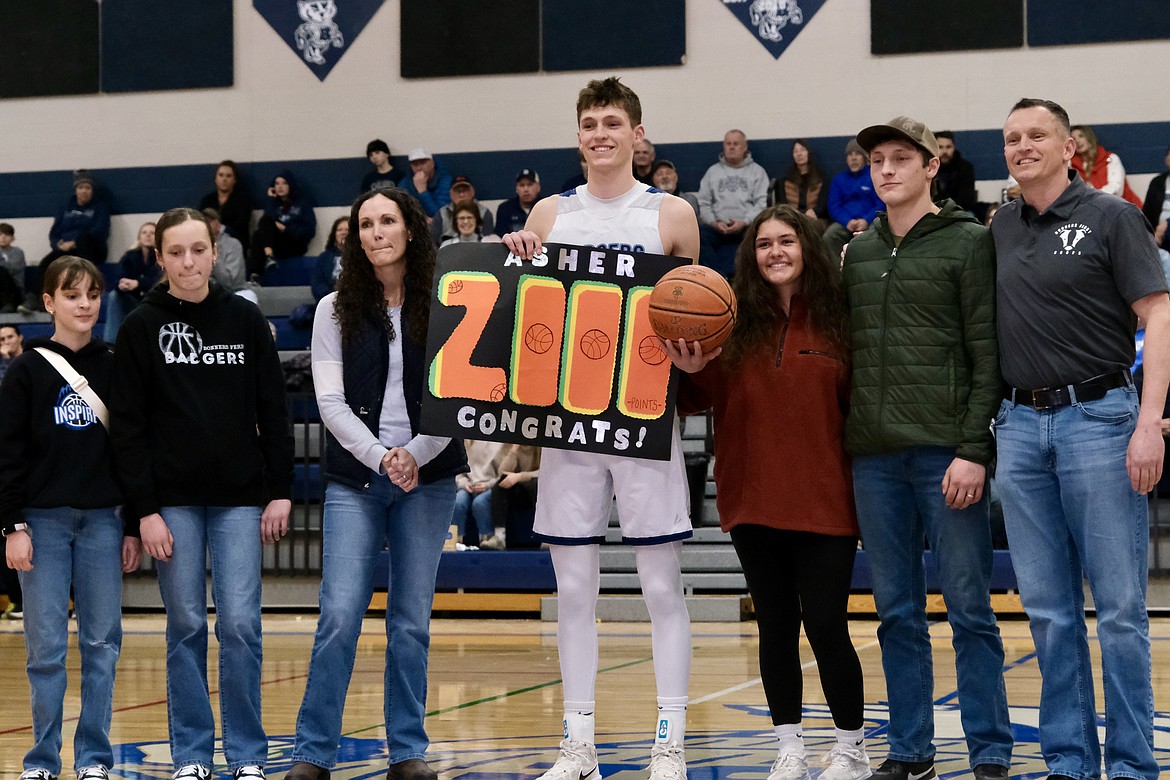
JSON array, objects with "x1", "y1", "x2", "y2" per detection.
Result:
[{"x1": 730, "y1": 524, "x2": 864, "y2": 728}]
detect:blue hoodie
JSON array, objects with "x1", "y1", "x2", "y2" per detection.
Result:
[
  {"x1": 48, "y1": 194, "x2": 111, "y2": 246},
  {"x1": 827, "y1": 167, "x2": 882, "y2": 227},
  {"x1": 399, "y1": 157, "x2": 452, "y2": 217},
  {"x1": 262, "y1": 169, "x2": 317, "y2": 243}
]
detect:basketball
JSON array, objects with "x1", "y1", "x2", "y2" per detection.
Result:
[
  {"x1": 647, "y1": 265, "x2": 737, "y2": 352},
  {"x1": 489, "y1": 382, "x2": 507, "y2": 402},
  {"x1": 524, "y1": 322, "x2": 555, "y2": 354},
  {"x1": 579, "y1": 328, "x2": 611, "y2": 360},
  {"x1": 638, "y1": 335, "x2": 667, "y2": 366}
]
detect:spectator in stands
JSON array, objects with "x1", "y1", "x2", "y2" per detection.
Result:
[
  {"x1": 250, "y1": 169, "x2": 318, "y2": 279},
  {"x1": 666, "y1": 204, "x2": 869, "y2": 780},
  {"x1": 102, "y1": 222, "x2": 159, "y2": 343},
  {"x1": 633, "y1": 139, "x2": 656, "y2": 184},
  {"x1": 439, "y1": 201, "x2": 487, "y2": 248},
  {"x1": 454, "y1": 439, "x2": 509, "y2": 549},
  {"x1": 1070, "y1": 124, "x2": 1143, "y2": 207},
  {"x1": 111, "y1": 207, "x2": 292, "y2": 780},
  {"x1": 203, "y1": 208, "x2": 248, "y2": 297},
  {"x1": 400, "y1": 148, "x2": 452, "y2": 219},
  {"x1": 845, "y1": 118, "x2": 1011, "y2": 780},
  {"x1": 24, "y1": 171, "x2": 111, "y2": 313},
  {"x1": 493, "y1": 444, "x2": 541, "y2": 549},
  {"x1": 698, "y1": 129, "x2": 769, "y2": 277},
  {"x1": 983, "y1": 203, "x2": 1000, "y2": 227},
  {"x1": 650, "y1": 160, "x2": 700, "y2": 219},
  {"x1": 362, "y1": 139, "x2": 398, "y2": 193},
  {"x1": 772, "y1": 139, "x2": 828, "y2": 223},
  {"x1": 430, "y1": 176, "x2": 494, "y2": 245},
  {"x1": 822, "y1": 140, "x2": 881, "y2": 262},
  {"x1": 932, "y1": 131, "x2": 979, "y2": 215},
  {"x1": 311, "y1": 216, "x2": 348, "y2": 303},
  {"x1": 286, "y1": 187, "x2": 466, "y2": 780},
  {"x1": 495, "y1": 169, "x2": 543, "y2": 237},
  {"x1": 0, "y1": 324, "x2": 23, "y2": 385},
  {"x1": 1142, "y1": 144, "x2": 1170, "y2": 252},
  {"x1": 1, "y1": 255, "x2": 140, "y2": 780},
  {"x1": 198, "y1": 160, "x2": 253, "y2": 253},
  {"x1": 0, "y1": 223, "x2": 26, "y2": 313},
  {"x1": 560, "y1": 149, "x2": 589, "y2": 192}
]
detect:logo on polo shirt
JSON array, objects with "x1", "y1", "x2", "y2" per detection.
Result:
[{"x1": 1054, "y1": 222, "x2": 1092, "y2": 255}]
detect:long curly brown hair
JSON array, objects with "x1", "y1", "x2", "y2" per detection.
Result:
[
  {"x1": 721, "y1": 205, "x2": 850, "y2": 369},
  {"x1": 333, "y1": 188, "x2": 434, "y2": 346}
]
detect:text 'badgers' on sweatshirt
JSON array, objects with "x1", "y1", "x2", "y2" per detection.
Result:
[{"x1": 110, "y1": 282, "x2": 294, "y2": 521}]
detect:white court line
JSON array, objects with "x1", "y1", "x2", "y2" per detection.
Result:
[{"x1": 690, "y1": 638, "x2": 881, "y2": 705}]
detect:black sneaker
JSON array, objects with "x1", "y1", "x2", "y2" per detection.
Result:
[
  {"x1": 873, "y1": 758, "x2": 935, "y2": 780},
  {"x1": 972, "y1": 765, "x2": 1009, "y2": 780},
  {"x1": 19, "y1": 770, "x2": 58, "y2": 780}
]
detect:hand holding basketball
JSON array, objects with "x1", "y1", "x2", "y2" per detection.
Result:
[{"x1": 660, "y1": 337, "x2": 720, "y2": 374}]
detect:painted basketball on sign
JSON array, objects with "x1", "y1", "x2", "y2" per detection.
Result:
[
  {"x1": 524, "y1": 322, "x2": 555, "y2": 355},
  {"x1": 579, "y1": 328, "x2": 611, "y2": 360}
]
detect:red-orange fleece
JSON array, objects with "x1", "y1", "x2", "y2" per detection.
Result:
[{"x1": 677, "y1": 295, "x2": 857, "y2": 536}]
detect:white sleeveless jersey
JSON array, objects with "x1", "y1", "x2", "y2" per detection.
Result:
[
  {"x1": 546, "y1": 182, "x2": 665, "y2": 254},
  {"x1": 534, "y1": 180, "x2": 692, "y2": 545}
]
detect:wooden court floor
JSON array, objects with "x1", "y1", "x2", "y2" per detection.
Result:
[{"x1": 2, "y1": 614, "x2": 1170, "y2": 779}]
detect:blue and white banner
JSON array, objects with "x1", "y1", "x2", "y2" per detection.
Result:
[
  {"x1": 253, "y1": 0, "x2": 383, "y2": 81},
  {"x1": 719, "y1": 0, "x2": 826, "y2": 59}
]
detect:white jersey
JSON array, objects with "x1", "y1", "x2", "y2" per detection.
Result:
[
  {"x1": 535, "y1": 182, "x2": 692, "y2": 545},
  {"x1": 547, "y1": 182, "x2": 666, "y2": 254}
]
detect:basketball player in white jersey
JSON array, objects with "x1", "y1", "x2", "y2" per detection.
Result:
[{"x1": 503, "y1": 77, "x2": 700, "y2": 780}]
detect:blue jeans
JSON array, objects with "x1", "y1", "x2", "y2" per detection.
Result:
[
  {"x1": 19, "y1": 507, "x2": 123, "y2": 775},
  {"x1": 852, "y1": 446, "x2": 1012, "y2": 768},
  {"x1": 292, "y1": 475, "x2": 456, "y2": 768},
  {"x1": 994, "y1": 386, "x2": 1156, "y2": 780},
  {"x1": 452, "y1": 487, "x2": 494, "y2": 540},
  {"x1": 155, "y1": 506, "x2": 265, "y2": 771}
]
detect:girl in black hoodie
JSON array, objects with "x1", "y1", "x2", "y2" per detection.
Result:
[
  {"x1": 110, "y1": 208, "x2": 294, "y2": 780},
  {"x1": 0, "y1": 256, "x2": 141, "y2": 780}
]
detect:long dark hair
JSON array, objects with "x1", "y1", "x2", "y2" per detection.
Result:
[
  {"x1": 325, "y1": 216, "x2": 348, "y2": 253},
  {"x1": 334, "y1": 188, "x2": 434, "y2": 346},
  {"x1": 783, "y1": 139, "x2": 824, "y2": 188},
  {"x1": 722, "y1": 205, "x2": 850, "y2": 368}
]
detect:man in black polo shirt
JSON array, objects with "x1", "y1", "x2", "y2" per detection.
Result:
[{"x1": 992, "y1": 97, "x2": 1170, "y2": 780}]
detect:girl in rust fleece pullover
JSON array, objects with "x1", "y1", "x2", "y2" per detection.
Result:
[{"x1": 666, "y1": 205, "x2": 868, "y2": 780}]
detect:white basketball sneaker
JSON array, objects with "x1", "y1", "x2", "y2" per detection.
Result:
[
  {"x1": 819, "y1": 743, "x2": 872, "y2": 780},
  {"x1": 537, "y1": 738, "x2": 601, "y2": 780},
  {"x1": 766, "y1": 750, "x2": 810, "y2": 780},
  {"x1": 648, "y1": 741, "x2": 687, "y2": 780}
]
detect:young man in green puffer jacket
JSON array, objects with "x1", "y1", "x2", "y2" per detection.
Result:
[{"x1": 840, "y1": 117, "x2": 1012, "y2": 780}]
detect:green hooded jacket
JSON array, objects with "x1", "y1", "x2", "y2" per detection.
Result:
[{"x1": 841, "y1": 199, "x2": 1000, "y2": 464}]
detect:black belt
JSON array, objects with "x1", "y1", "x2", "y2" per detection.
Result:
[{"x1": 1006, "y1": 370, "x2": 1131, "y2": 410}]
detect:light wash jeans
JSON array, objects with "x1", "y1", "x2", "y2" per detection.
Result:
[
  {"x1": 852, "y1": 446, "x2": 1012, "y2": 769},
  {"x1": 19, "y1": 507, "x2": 123, "y2": 775},
  {"x1": 452, "y1": 487, "x2": 494, "y2": 540},
  {"x1": 292, "y1": 475, "x2": 455, "y2": 768},
  {"x1": 155, "y1": 505, "x2": 265, "y2": 771},
  {"x1": 994, "y1": 385, "x2": 1157, "y2": 780}
]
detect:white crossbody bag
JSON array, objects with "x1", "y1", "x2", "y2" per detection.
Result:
[{"x1": 33, "y1": 347, "x2": 110, "y2": 431}]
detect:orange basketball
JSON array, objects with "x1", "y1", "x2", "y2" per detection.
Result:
[
  {"x1": 647, "y1": 265, "x2": 737, "y2": 352},
  {"x1": 524, "y1": 322, "x2": 555, "y2": 354},
  {"x1": 579, "y1": 328, "x2": 611, "y2": 360}
]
